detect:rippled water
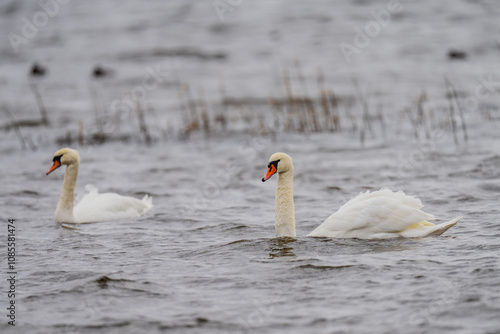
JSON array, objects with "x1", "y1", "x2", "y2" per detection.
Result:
[
  {"x1": 2, "y1": 133, "x2": 500, "y2": 334},
  {"x1": 2, "y1": 1, "x2": 500, "y2": 333}
]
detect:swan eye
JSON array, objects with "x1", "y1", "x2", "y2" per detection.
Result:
[
  {"x1": 267, "y1": 159, "x2": 280, "y2": 169},
  {"x1": 47, "y1": 154, "x2": 63, "y2": 175}
]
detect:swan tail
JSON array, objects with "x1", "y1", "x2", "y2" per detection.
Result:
[
  {"x1": 426, "y1": 216, "x2": 462, "y2": 236},
  {"x1": 400, "y1": 216, "x2": 461, "y2": 238}
]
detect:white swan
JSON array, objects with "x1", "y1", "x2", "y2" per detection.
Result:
[
  {"x1": 262, "y1": 152, "x2": 461, "y2": 239},
  {"x1": 46, "y1": 148, "x2": 153, "y2": 223}
]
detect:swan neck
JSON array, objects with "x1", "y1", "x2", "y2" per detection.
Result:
[
  {"x1": 275, "y1": 170, "x2": 296, "y2": 238},
  {"x1": 55, "y1": 163, "x2": 78, "y2": 223}
]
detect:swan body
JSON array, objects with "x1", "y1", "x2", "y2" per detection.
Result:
[
  {"x1": 308, "y1": 189, "x2": 461, "y2": 239},
  {"x1": 46, "y1": 148, "x2": 153, "y2": 223},
  {"x1": 262, "y1": 152, "x2": 461, "y2": 239}
]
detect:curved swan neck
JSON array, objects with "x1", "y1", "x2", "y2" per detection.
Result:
[
  {"x1": 55, "y1": 163, "x2": 78, "y2": 223},
  {"x1": 275, "y1": 169, "x2": 296, "y2": 238}
]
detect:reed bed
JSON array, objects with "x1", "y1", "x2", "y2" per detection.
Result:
[{"x1": 1, "y1": 62, "x2": 489, "y2": 151}]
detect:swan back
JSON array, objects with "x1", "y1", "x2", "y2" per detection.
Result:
[
  {"x1": 309, "y1": 189, "x2": 436, "y2": 239},
  {"x1": 74, "y1": 185, "x2": 153, "y2": 223}
]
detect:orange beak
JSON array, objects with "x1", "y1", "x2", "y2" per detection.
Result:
[
  {"x1": 46, "y1": 160, "x2": 61, "y2": 175},
  {"x1": 262, "y1": 163, "x2": 277, "y2": 182}
]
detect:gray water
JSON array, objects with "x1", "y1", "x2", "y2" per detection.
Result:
[{"x1": 1, "y1": 1, "x2": 500, "y2": 333}]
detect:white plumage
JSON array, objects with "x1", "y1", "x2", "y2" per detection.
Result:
[
  {"x1": 308, "y1": 188, "x2": 461, "y2": 239},
  {"x1": 73, "y1": 185, "x2": 153, "y2": 223},
  {"x1": 263, "y1": 152, "x2": 461, "y2": 239},
  {"x1": 46, "y1": 148, "x2": 153, "y2": 223}
]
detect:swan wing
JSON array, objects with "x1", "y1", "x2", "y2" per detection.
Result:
[
  {"x1": 73, "y1": 184, "x2": 153, "y2": 223},
  {"x1": 308, "y1": 189, "x2": 435, "y2": 239}
]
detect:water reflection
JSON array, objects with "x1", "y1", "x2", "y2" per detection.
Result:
[
  {"x1": 268, "y1": 237, "x2": 297, "y2": 259},
  {"x1": 60, "y1": 222, "x2": 79, "y2": 230},
  {"x1": 266, "y1": 237, "x2": 421, "y2": 260}
]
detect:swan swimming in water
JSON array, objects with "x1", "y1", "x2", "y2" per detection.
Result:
[
  {"x1": 46, "y1": 148, "x2": 153, "y2": 223},
  {"x1": 262, "y1": 152, "x2": 461, "y2": 239}
]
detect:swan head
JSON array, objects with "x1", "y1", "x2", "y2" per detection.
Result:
[
  {"x1": 262, "y1": 152, "x2": 293, "y2": 182},
  {"x1": 46, "y1": 148, "x2": 80, "y2": 175}
]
